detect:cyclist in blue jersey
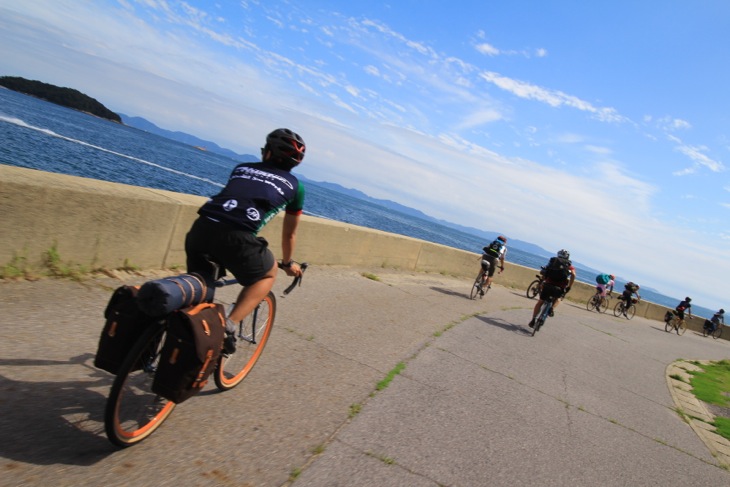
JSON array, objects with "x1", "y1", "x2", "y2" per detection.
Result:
[{"x1": 185, "y1": 128, "x2": 306, "y2": 341}]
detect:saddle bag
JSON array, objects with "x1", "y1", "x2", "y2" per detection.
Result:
[
  {"x1": 94, "y1": 285, "x2": 158, "y2": 375},
  {"x1": 152, "y1": 302, "x2": 226, "y2": 404},
  {"x1": 137, "y1": 273, "x2": 214, "y2": 318}
]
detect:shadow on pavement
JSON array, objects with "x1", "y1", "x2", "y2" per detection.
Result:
[{"x1": 0, "y1": 353, "x2": 116, "y2": 465}]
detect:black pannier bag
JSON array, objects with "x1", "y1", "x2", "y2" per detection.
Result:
[
  {"x1": 152, "y1": 302, "x2": 226, "y2": 404},
  {"x1": 95, "y1": 285, "x2": 158, "y2": 375},
  {"x1": 136, "y1": 273, "x2": 214, "y2": 318}
]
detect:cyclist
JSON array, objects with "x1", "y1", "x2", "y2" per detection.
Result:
[
  {"x1": 619, "y1": 281, "x2": 641, "y2": 316},
  {"x1": 674, "y1": 297, "x2": 693, "y2": 322},
  {"x1": 185, "y1": 128, "x2": 306, "y2": 345},
  {"x1": 529, "y1": 249, "x2": 576, "y2": 328},
  {"x1": 594, "y1": 273, "x2": 615, "y2": 307},
  {"x1": 705, "y1": 309, "x2": 725, "y2": 333},
  {"x1": 481, "y1": 235, "x2": 507, "y2": 292}
]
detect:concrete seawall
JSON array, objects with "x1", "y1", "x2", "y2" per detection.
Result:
[{"x1": 0, "y1": 164, "x2": 700, "y2": 330}]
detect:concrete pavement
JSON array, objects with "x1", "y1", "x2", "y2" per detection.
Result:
[{"x1": 1, "y1": 266, "x2": 729, "y2": 486}]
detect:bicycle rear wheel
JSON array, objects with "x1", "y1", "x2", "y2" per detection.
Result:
[
  {"x1": 533, "y1": 302, "x2": 550, "y2": 336},
  {"x1": 665, "y1": 320, "x2": 675, "y2": 333},
  {"x1": 625, "y1": 305, "x2": 636, "y2": 320},
  {"x1": 613, "y1": 302, "x2": 624, "y2": 317},
  {"x1": 713, "y1": 326, "x2": 723, "y2": 339},
  {"x1": 215, "y1": 292, "x2": 276, "y2": 391},
  {"x1": 105, "y1": 322, "x2": 175, "y2": 447},
  {"x1": 470, "y1": 272, "x2": 482, "y2": 300},
  {"x1": 526, "y1": 280, "x2": 541, "y2": 299},
  {"x1": 586, "y1": 296, "x2": 596, "y2": 312}
]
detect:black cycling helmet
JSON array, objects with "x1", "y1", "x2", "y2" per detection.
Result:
[
  {"x1": 720, "y1": 309, "x2": 725, "y2": 314},
  {"x1": 557, "y1": 249, "x2": 570, "y2": 259},
  {"x1": 497, "y1": 235, "x2": 507, "y2": 243},
  {"x1": 264, "y1": 128, "x2": 306, "y2": 170},
  {"x1": 685, "y1": 297, "x2": 692, "y2": 302}
]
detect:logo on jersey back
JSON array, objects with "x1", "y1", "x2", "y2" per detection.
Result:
[
  {"x1": 246, "y1": 207, "x2": 261, "y2": 221},
  {"x1": 223, "y1": 199, "x2": 238, "y2": 211}
]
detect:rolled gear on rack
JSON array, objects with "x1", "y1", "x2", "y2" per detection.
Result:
[{"x1": 137, "y1": 273, "x2": 214, "y2": 317}]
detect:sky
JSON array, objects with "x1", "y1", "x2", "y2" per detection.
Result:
[{"x1": 1, "y1": 0, "x2": 728, "y2": 310}]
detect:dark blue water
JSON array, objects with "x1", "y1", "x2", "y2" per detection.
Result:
[{"x1": 0, "y1": 88, "x2": 713, "y2": 317}]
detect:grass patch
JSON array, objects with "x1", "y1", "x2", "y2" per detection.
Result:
[
  {"x1": 376, "y1": 362, "x2": 406, "y2": 391},
  {"x1": 349, "y1": 403, "x2": 362, "y2": 418},
  {"x1": 688, "y1": 360, "x2": 730, "y2": 441},
  {"x1": 361, "y1": 272, "x2": 380, "y2": 281},
  {"x1": 689, "y1": 360, "x2": 730, "y2": 407}
]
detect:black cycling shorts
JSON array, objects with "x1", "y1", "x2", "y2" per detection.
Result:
[
  {"x1": 539, "y1": 283, "x2": 564, "y2": 302},
  {"x1": 482, "y1": 255, "x2": 498, "y2": 277},
  {"x1": 185, "y1": 217, "x2": 275, "y2": 286}
]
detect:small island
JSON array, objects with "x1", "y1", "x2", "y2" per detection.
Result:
[{"x1": 0, "y1": 76, "x2": 121, "y2": 123}]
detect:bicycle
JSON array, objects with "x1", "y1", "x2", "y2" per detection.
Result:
[
  {"x1": 526, "y1": 269, "x2": 545, "y2": 299},
  {"x1": 470, "y1": 260, "x2": 491, "y2": 300},
  {"x1": 104, "y1": 262, "x2": 307, "y2": 447},
  {"x1": 702, "y1": 320, "x2": 723, "y2": 339},
  {"x1": 663, "y1": 310, "x2": 690, "y2": 335},
  {"x1": 586, "y1": 289, "x2": 610, "y2": 313},
  {"x1": 613, "y1": 297, "x2": 637, "y2": 320}
]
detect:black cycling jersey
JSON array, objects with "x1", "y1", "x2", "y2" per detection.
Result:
[{"x1": 198, "y1": 162, "x2": 305, "y2": 234}]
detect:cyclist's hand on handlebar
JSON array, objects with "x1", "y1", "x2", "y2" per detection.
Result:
[{"x1": 279, "y1": 260, "x2": 303, "y2": 277}]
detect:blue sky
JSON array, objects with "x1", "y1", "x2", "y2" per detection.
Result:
[{"x1": 1, "y1": 0, "x2": 728, "y2": 310}]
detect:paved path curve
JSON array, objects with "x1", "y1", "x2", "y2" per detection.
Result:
[{"x1": 1, "y1": 267, "x2": 728, "y2": 486}]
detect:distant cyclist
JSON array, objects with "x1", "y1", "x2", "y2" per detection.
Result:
[
  {"x1": 594, "y1": 273, "x2": 615, "y2": 307},
  {"x1": 619, "y1": 281, "x2": 641, "y2": 316},
  {"x1": 705, "y1": 309, "x2": 725, "y2": 333},
  {"x1": 529, "y1": 249, "x2": 576, "y2": 328},
  {"x1": 481, "y1": 235, "x2": 507, "y2": 291},
  {"x1": 674, "y1": 297, "x2": 693, "y2": 321}
]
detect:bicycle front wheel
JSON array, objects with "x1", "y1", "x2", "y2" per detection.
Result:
[
  {"x1": 526, "y1": 280, "x2": 541, "y2": 299},
  {"x1": 713, "y1": 326, "x2": 723, "y2": 339},
  {"x1": 105, "y1": 322, "x2": 175, "y2": 447},
  {"x1": 613, "y1": 302, "x2": 623, "y2": 317},
  {"x1": 625, "y1": 305, "x2": 636, "y2": 320},
  {"x1": 215, "y1": 292, "x2": 276, "y2": 391},
  {"x1": 677, "y1": 319, "x2": 687, "y2": 335},
  {"x1": 599, "y1": 297, "x2": 610, "y2": 313}
]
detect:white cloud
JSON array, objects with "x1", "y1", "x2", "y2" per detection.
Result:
[{"x1": 475, "y1": 42, "x2": 500, "y2": 56}]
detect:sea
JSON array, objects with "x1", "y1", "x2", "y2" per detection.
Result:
[{"x1": 0, "y1": 87, "x2": 715, "y2": 318}]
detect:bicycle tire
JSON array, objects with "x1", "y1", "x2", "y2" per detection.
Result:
[
  {"x1": 703, "y1": 325, "x2": 711, "y2": 337},
  {"x1": 214, "y1": 292, "x2": 276, "y2": 391},
  {"x1": 533, "y1": 301, "x2": 550, "y2": 336},
  {"x1": 613, "y1": 302, "x2": 624, "y2": 317},
  {"x1": 713, "y1": 327, "x2": 723, "y2": 339},
  {"x1": 586, "y1": 295, "x2": 597, "y2": 312},
  {"x1": 625, "y1": 305, "x2": 636, "y2": 320},
  {"x1": 104, "y1": 322, "x2": 175, "y2": 447},
  {"x1": 598, "y1": 296, "x2": 611, "y2": 313},
  {"x1": 526, "y1": 280, "x2": 541, "y2": 299},
  {"x1": 677, "y1": 319, "x2": 686, "y2": 335},
  {"x1": 470, "y1": 272, "x2": 482, "y2": 300},
  {"x1": 665, "y1": 320, "x2": 675, "y2": 333}
]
